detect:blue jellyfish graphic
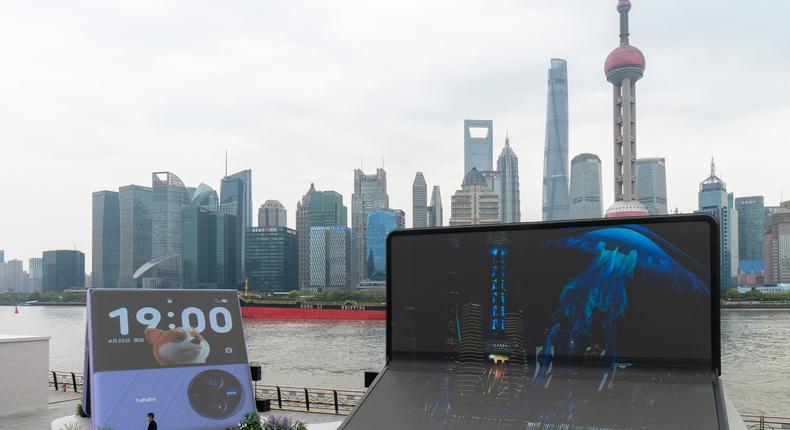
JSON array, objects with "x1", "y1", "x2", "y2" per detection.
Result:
[{"x1": 535, "y1": 225, "x2": 710, "y2": 386}]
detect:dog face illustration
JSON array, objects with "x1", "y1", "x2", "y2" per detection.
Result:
[{"x1": 145, "y1": 327, "x2": 210, "y2": 365}]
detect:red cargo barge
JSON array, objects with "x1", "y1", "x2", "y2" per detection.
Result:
[{"x1": 240, "y1": 300, "x2": 386, "y2": 321}]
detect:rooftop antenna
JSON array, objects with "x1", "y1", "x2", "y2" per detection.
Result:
[
  {"x1": 225, "y1": 150, "x2": 228, "y2": 177},
  {"x1": 382, "y1": 156, "x2": 385, "y2": 169}
]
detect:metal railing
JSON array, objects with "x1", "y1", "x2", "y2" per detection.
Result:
[
  {"x1": 741, "y1": 414, "x2": 790, "y2": 430},
  {"x1": 48, "y1": 371, "x2": 364, "y2": 415},
  {"x1": 254, "y1": 384, "x2": 365, "y2": 415},
  {"x1": 49, "y1": 370, "x2": 83, "y2": 393}
]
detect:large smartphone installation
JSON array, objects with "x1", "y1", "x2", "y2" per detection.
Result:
[
  {"x1": 85, "y1": 289, "x2": 255, "y2": 430},
  {"x1": 340, "y1": 216, "x2": 728, "y2": 430}
]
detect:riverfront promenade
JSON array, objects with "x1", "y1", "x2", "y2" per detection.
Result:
[{"x1": 2, "y1": 391, "x2": 342, "y2": 430}]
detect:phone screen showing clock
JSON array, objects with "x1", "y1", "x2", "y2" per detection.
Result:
[{"x1": 89, "y1": 289, "x2": 248, "y2": 372}]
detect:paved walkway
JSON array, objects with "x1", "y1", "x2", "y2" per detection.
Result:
[
  {"x1": 1, "y1": 391, "x2": 82, "y2": 430},
  {"x1": 0, "y1": 391, "x2": 343, "y2": 430}
]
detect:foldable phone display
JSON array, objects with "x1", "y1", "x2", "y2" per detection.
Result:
[
  {"x1": 340, "y1": 215, "x2": 729, "y2": 430},
  {"x1": 84, "y1": 289, "x2": 255, "y2": 430}
]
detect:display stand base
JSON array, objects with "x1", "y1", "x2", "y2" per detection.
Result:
[{"x1": 51, "y1": 415, "x2": 342, "y2": 430}]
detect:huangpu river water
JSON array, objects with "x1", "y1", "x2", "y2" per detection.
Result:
[{"x1": 1, "y1": 306, "x2": 787, "y2": 416}]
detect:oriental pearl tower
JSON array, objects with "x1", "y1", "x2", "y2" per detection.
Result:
[{"x1": 604, "y1": 0, "x2": 650, "y2": 218}]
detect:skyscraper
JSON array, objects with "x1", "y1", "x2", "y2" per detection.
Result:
[
  {"x1": 221, "y1": 169, "x2": 252, "y2": 287},
  {"x1": 696, "y1": 160, "x2": 738, "y2": 289},
  {"x1": 258, "y1": 200, "x2": 287, "y2": 228},
  {"x1": 464, "y1": 120, "x2": 494, "y2": 174},
  {"x1": 735, "y1": 196, "x2": 765, "y2": 262},
  {"x1": 181, "y1": 203, "x2": 238, "y2": 289},
  {"x1": 764, "y1": 205, "x2": 790, "y2": 284},
  {"x1": 449, "y1": 168, "x2": 500, "y2": 226},
  {"x1": 92, "y1": 190, "x2": 120, "y2": 288},
  {"x1": 152, "y1": 172, "x2": 189, "y2": 259},
  {"x1": 296, "y1": 184, "x2": 348, "y2": 290},
  {"x1": 119, "y1": 185, "x2": 152, "y2": 289},
  {"x1": 245, "y1": 227, "x2": 298, "y2": 293},
  {"x1": 28, "y1": 257, "x2": 43, "y2": 292},
  {"x1": 0, "y1": 250, "x2": 4, "y2": 262},
  {"x1": 352, "y1": 168, "x2": 389, "y2": 286},
  {"x1": 42, "y1": 250, "x2": 85, "y2": 292},
  {"x1": 542, "y1": 59, "x2": 571, "y2": 221},
  {"x1": 427, "y1": 186, "x2": 444, "y2": 227},
  {"x1": 604, "y1": 0, "x2": 650, "y2": 218},
  {"x1": 365, "y1": 210, "x2": 405, "y2": 280},
  {"x1": 309, "y1": 226, "x2": 352, "y2": 291},
  {"x1": 496, "y1": 134, "x2": 521, "y2": 223},
  {"x1": 635, "y1": 157, "x2": 668, "y2": 215},
  {"x1": 191, "y1": 183, "x2": 219, "y2": 207},
  {"x1": 148, "y1": 172, "x2": 189, "y2": 287},
  {"x1": 569, "y1": 153, "x2": 603, "y2": 219},
  {"x1": 412, "y1": 172, "x2": 428, "y2": 228},
  {"x1": 0, "y1": 259, "x2": 24, "y2": 292}
]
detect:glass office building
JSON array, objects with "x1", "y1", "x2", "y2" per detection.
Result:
[
  {"x1": 182, "y1": 204, "x2": 238, "y2": 289},
  {"x1": 119, "y1": 185, "x2": 152, "y2": 289},
  {"x1": 42, "y1": 250, "x2": 85, "y2": 292},
  {"x1": 365, "y1": 210, "x2": 405, "y2": 280},
  {"x1": 221, "y1": 169, "x2": 252, "y2": 286},
  {"x1": 309, "y1": 226, "x2": 351, "y2": 291},
  {"x1": 245, "y1": 227, "x2": 297, "y2": 293},
  {"x1": 92, "y1": 190, "x2": 120, "y2": 288}
]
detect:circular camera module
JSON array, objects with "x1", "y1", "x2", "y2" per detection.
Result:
[{"x1": 188, "y1": 370, "x2": 243, "y2": 419}]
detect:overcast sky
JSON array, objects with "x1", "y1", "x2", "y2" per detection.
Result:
[{"x1": 1, "y1": 0, "x2": 789, "y2": 270}]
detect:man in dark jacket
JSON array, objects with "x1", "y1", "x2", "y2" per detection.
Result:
[{"x1": 147, "y1": 412, "x2": 157, "y2": 430}]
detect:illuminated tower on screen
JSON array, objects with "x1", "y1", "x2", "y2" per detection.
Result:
[
  {"x1": 485, "y1": 232, "x2": 512, "y2": 364},
  {"x1": 604, "y1": 0, "x2": 650, "y2": 218}
]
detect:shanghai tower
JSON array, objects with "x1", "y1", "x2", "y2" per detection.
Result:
[
  {"x1": 542, "y1": 59, "x2": 570, "y2": 221},
  {"x1": 603, "y1": 0, "x2": 649, "y2": 218}
]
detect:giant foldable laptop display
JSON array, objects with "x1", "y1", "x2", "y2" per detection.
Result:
[{"x1": 340, "y1": 215, "x2": 729, "y2": 430}]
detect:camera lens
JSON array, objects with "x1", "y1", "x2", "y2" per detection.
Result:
[
  {"x1": 207, "y1": 375, "x2": 224, "y2": 389},
  {"x1": 211, "y1": 400, "x2": 228, "y2": 414}
]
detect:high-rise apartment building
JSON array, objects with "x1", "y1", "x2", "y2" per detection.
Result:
[
  {"x1": 569, "y1": 153, "x2": 603, "y2": 219},
  {"x1": 542, "y1": 59, "x2": 571, "y2": 221},
  {"x1": 0, "y1": 259, "x2": 24, "y2": 292},
  {"x1": 450, "y1": 168, "x2": 501, "y2": 226},
  {"x1": 42, "y1": 250, "x2": 85, "y2": 292},
  {"x1": 496, "y1": 135, "x2": 520, "y2": 223},
  {"x1": 636, "y1": 158, "x2": 668, "y2": 215},
  {"x1": 464, "y1": 120, "x2": 494, "y2": 175},
  {"x1": 119, "y1": 185, "x2": 152, "y2": 289},
  {"x1": 221, "y1": 169, "x2": 252, "y2": 287},
  {"x1": 245, "y1": 227, "x2": 297, "y2": 293},
  {"x1": 92, "y1": 190, "x2": 120, "y2": 288},
  {"x1": 309, "y1": 226, "x2": 352, "y2": 291},
  {"x1": 296, "y1": 184, "x2": 348, "y2": 290},
  {"x1": 695, "y1": 160, "x2": 738, "y2": 289},
  {"x1": 604, "y1": 0, "x2": 650, "y2": 218},
  {"x1": 365, "y1": 210, "x2": 405, "y2": 281},
  {"x1": 412, "y1": 173, "x2": 427, "y2": 228},
  {"x1": 28, "y1": 257, "x2": 43, "y2": 292},
  {"x1": 352, "y1": 168, "x2": 389, "y2": 286},
  {"x1": 764, "y1": 206, "x2": 790, "y2": 284},
  {"x1": 428, "y1": 186, "x2": 443, "y2": 227},
  {"x1": 735, "y1": 196, "x2": 765, "y2": 262},
  {"x1": 258, "y1": 200, "x2": 287, "y2": 228}
]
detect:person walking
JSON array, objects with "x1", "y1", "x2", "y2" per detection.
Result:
[{"x1": 147, "y1": 412, "x2": 157, "y2": 430}]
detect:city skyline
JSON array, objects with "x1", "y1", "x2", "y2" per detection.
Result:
[{"x1": 1, "y1": 0, "x2": 789, "y2": 267}]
